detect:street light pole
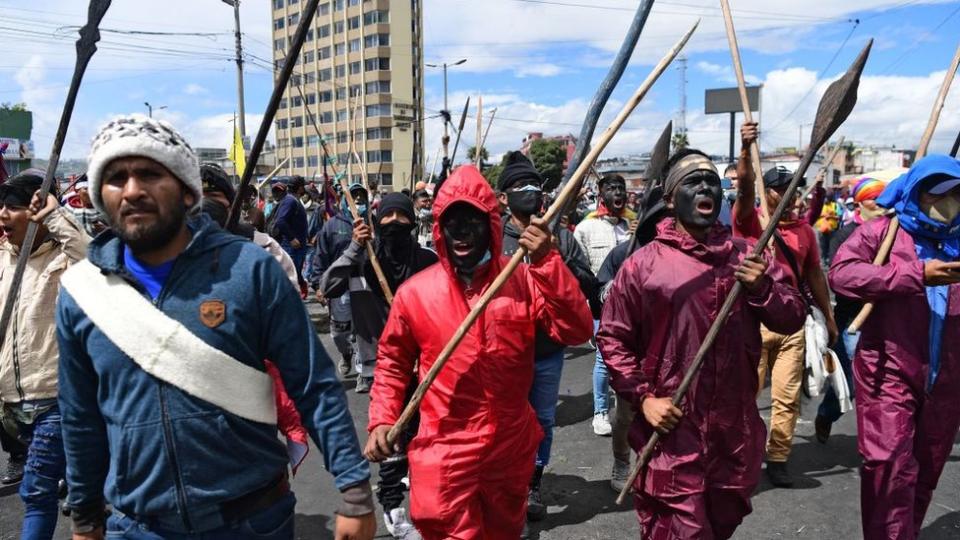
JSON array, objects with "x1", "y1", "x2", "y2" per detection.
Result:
[
  {"x1": 144, "y1": 102, "x2": 167, "y2": 118},
  {"x1": 223, "y1": 0, "x2": 246, "y2": 139},
  {"x1": 426, "y1": 59, "x2": 467, "y2": 167}
]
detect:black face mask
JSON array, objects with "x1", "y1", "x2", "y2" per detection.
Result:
[
  {"x1": 507, "y1": 189, "x2": 543, "y2": 217},
  {"x1": 379, "y1": 221, "x2": 415, "y2": 246},
  {"x1": 601, "y1": 182, "x2": 626, "y2": 215},
  {"x1": 441, "y1": 203, "x2": 491, "y2": 272},
  {"x1": 673, "y1": 173, "x2": 722, "y2": 230}
]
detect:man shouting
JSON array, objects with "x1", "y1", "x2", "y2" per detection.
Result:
[{"x1": 365, "y1": 165, "x2": 593, "y2": 539}]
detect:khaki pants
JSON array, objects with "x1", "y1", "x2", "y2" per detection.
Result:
[
  {"x1": 757, "y1": 325, "x2": 805, "y2": 463},
  {"x1": 613, "y1": 396, "x2": 635, "y2": 463}
]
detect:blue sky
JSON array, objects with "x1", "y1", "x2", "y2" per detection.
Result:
[{"x1": 2, "y1": 0, "x2": 959, "y2": 163}]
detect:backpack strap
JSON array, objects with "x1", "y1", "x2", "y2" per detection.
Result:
[{"x1": 60, "y1": 260, "x2": 277, "y2": 425}]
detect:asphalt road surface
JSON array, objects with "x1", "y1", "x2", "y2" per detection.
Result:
[{"x1": 2, "y1": 307, "x2": 959, "y2": 539}]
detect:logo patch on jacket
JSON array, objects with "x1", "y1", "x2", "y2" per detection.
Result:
[{"x1": 199, "y1": 300, "x2": 226, "y2": 328}]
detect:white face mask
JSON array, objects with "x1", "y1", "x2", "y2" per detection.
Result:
[{"x1": 921, "y1": 194, "x2": 960, "y2": 224}]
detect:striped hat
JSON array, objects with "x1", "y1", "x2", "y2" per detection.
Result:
[{"x1": 853, "y1": 177, "x2": 885, "y2": 204}]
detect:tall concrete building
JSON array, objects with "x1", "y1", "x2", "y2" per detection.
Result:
[{"x1": 271, "y1": 0, "x2": 424, "y2": 192}]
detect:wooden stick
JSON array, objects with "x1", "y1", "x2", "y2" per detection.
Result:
[
  {"x1": 386, "y1": 20, "x2": 701, "y2": 445},
  {"x1": 296, "y1": 85, "x2": 395, "y2": 305},
  {"x1": 801, "y1": 136, "x2": 846, "y2": 200},
  {"x1": 616, "y1": 38, "x2": 873, "y2": 505},
  {"x1": 720, "y1": 0, "x2": 769, "y2": 228},
  {"x1": 848, "y1": 38, "x2": 960, "y2": 334},
  {"x1": 479, "y1": 108, "x2": 499, "y2": 164},
  {"x1": 256, "y1": 157, "x2": 291, "y2": 191},
  {"x1": 475, "y1": 96, "x2": 483, "y2": 166},
  {"x1": 0, "y1": 0, "x2": 110, "y2": 348}
]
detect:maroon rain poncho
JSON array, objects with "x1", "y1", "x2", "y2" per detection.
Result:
[
  {"x1": 830, "y1": 214, "x2": 960, "y2": 538},
  {"x1": 598, "y1": 219, "x2": 805, "y2": 539}
]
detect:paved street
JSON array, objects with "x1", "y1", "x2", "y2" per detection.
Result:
[{"x1": 2, "y1": 307, "x2": 959, "y2": 539}]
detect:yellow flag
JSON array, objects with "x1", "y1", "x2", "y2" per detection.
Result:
[{"x1": 229, "y1": 124, "x2": 246, "y2": 177}]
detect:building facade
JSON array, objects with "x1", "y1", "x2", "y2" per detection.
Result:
[
  {"x1": 271, "y1": 0, "x2": 424, "y2": 192},
  {"x1": 0, "y1": 106, "x2": 35, "y2": 176}
]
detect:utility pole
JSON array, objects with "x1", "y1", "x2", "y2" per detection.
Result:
[
  {"x1": 223, "y1": 0, "x2": 246, "y2": 138},
  {"x1": 144, "y1": 102, "x2": 166, "y2": 118},
  {"x1": 677, "y1": 56, "x2": 688, "y2": 138},
  {"x1": 426, "y1": 59, "x2": 467, "y2": 172}
]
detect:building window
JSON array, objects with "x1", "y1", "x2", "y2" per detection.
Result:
[
  {"x1": 308, "y1": 155, "x2": 319, "y2": 167},
  {"x1": 366, "y1": 127, "x2": 391, "y2": 140},
  {"x1": 364, "y1": 34, "x2": 389, "y2": 48},
  {"x1": 291, "y1": 116, "x2": 304, "y2": 128},
  {"x1": 349, "y1": 38, "x2": 361, "y2": 52},
  {"x1": 274, "y1": 0, "x2": 284, "y2": 9},
  {"x1": 373, "y1": 173, "x2": 394, "y2": 186},
  {"x1": 334, "y1": 0, "x2": 345, "y2": 10},
  {"x1": 365, "y1": 103, "x2": 391, "y2": 117},
  {"x1": 335, "y1": 64, "x2": 346, "y2": 78},
  {"x1": 320, "y1": 111, "x2": 333, "y2": 123},
  {"x1": 364, "y1": 58, "x2": 389, "y2": 72},
  {"x1": 334, "y1": 43, "x2": 345, "y2": 56},
  {"x1": 319, "y1": 90, "x2": 332, "y2": 103},
  {"x1": 364, "y1": 10, "x2": 389, "y2": 25},
  {"x1": 334, "y1": 21, "x2": 344, "y2": 34},
  {"x1": 365, "y1": 80, "x2": 390, "y2": 94},
  {"x1": 279, "y1": 98, "x2": 288, "y2": 109},
  {"x1": 287, "y1": 13, "x2": 300, "y2": 26},
  {"x1": 293, "y1": 157, "x2": 305, "y2": 168},
  {"x1": 318, "y1": 68, "x2": 332, "y2": 82},
  {"x1": 336, "y1": 132, "x2": 349, "y2": 144},
  {"x1": 274, "y1": 18, "x2": 285, "y2": 30},
  {"x1": 304, "y1": 72, "x2": 316, "y2": 84},
  {"x1": 318, "y1": 46, "x2": 331, "y2": 60},
  {"x1": 274, "y1": 38, "x2": 286, "y2": 51},
  {"x1": 348, "y1": 16, "x2": 360, "y2": 30},
  {"x1": 349, "y1": 0, "x2": 360, "y2": 5},
  {"x1": 308, "y1": 135, "x2": 320, "y2": 146},
  {"x1": 289, "y1": 0, "x2": 299, "y2": 4},
  {"x1": 305, "y1": 29, "x2": 313, "y2": 41},
  {"x1": 291, "y1": 74, "x2": 301, "y2": 86},
  {"x1": 303, "y1": 50, "x2": 314, "y2": 63},
  {"x1": 318, "y1": 25, "x2": 330, "y2": 39},
  {"x1": 336, "y1": 109, "x2": 348, "y2": 122},
  {"x1": 277, "y1": 119, "x2": 288, "y2": 130},
  {"x1": 278, "y1": 138, "x2": 289, "y2": 148},
  {"x1": 366, "y1": 150, "x2": 391, "y2": 163},
  {"x1": 319, "y1": 2, "x2": 330, "y2": 15},
  {"x1": 292, "y1": 95, "x2": 303, "y2": 107},
  {"x1": 305, "y1": 92, "x2": 316, "y2": 105},
  {"x1": 293, "y1": 136, "x2": 304, "y2": 148},
  {"x1": 336, "y1": 87, "x2": 347, "y2": 100},
  {"x1": 350, "y1": 84, "x2": 362, "y2": 96},
  {"x1": 349, "y1": 61, "x2": 361, "y2": 75}
]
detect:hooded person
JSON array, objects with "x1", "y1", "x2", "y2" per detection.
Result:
[
  {"x1": 496, "y1": 152, "x2": 596, "y2": 526},
  {"x1": 829, "y1": 154, "x2": 960, "y2": 539},
  {"x1": 319, "y1": 192, "x2": 436, "y2": 538},
  {"x1": 598, "y1": 150, "x2": 806, "y2": 539},
  {"x1": 0, "y1": 169, "x2": 88, "y2": 539},
  {"x1": 573, "y1": 173, "x2": 638, "y2": 440},
  {"x1": 310, "y1": 182, "x2": 369, "y2": 376},
  {"x1": 365, "y1": 165, "x2": 593, "y2": 540},
  {"x1": 813, "y1": 177, "x2": 887, "y2": 443},
  {"x1": 56, "y1": 114, "x2": 376, "y2": 539}
]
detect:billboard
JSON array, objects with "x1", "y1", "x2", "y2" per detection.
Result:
[{"x1": 704, "y1": 86, "x2": 761, "y2": 115}]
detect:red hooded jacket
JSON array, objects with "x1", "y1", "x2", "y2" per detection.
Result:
[{"x1": 369, "y1": 165, "x2": 593, "y2": 456}]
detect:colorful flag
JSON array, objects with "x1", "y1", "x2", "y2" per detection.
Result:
[{"x1": 228, "y1": 124, "x2": 246, "y2": 178}]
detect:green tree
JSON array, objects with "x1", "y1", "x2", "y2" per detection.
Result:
[
  {"x1": 0, "y1": 102, "x2": 28, "y2": 112},
  {"x1": 671, "y1": 132, "x2": 689, "y2": 152},
  {"x1": 482, "y1": 163, "x2": 504, "y2": 189},
  {"x1": 466, "y1": 146, "x2": 489, "y2": 165},
  {"x1": 529, "y1": 138, "x2": 566, "y2": 189}
]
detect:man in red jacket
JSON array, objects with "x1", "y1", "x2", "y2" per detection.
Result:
[
  {"x1": 598, "y1": 149, "x2": 806, "y2": 539},
  {"x1": 364, "y1": 165, "x2": 593, "y2": 539}
]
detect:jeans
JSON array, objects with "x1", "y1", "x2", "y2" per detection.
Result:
[
  {"x1": 817, "y1": 331, "x2": 859, "y2": 424},
  {"x1": 18, "y1": 405, "x2": 65, "y2": 540},
  {"x1": 281, "y1": 242, "x2": 308, "y2": 286},
  {"x1": 593, "y1": 320, "x2": 610, "y2": 414},
  {"x1": 528, "y1": 349, "x2": 565, "y2": 467},
  {"x1": 105, "y1": 492, "x2": 296, "y2": 539}
]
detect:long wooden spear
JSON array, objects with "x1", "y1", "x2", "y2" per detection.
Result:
[
  {"x1": 616, "y1": 39, "x2": 873, "y2": 505},
  {"x1": 296, "y1": 84, "x2": 395, "y2": 304},
  {"x1": 848, "y1": 38, "x2": 960, "y2": 334},
  {"x1": 477, "y1": 108, "x2": 499, "y2": 167},
  {"x1": 627, "y1": 120, "x2": 672, "y2": 255},
  {"x1": 721, "y1": 0, "x2": 769, "y2": 228},
  {"x1": 386, "y1": 21, "x2": 701, "y2": 445},
  {"x1": 448, "y1": 97, "x2": 472, "y2": 168},
  {"x1": 226, "y1": 0, "x2": 320, "y2": 230},
  {"x1": 255, "y1": 157, "x2": 290, "y2": 191},
  {"x1": 550, "y1": 0, "x2": 655, "y2": 235},
  {"x1": 0, "y1": 0, "x2": 111, "y2": 347}
]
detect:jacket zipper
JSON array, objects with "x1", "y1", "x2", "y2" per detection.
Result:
[{"x1": 11, "y1": 296, "x2": 25, "y2": 401}]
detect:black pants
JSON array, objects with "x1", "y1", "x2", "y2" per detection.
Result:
[
  {"x1": 377, "y1": 385, "x2": 420, "y2": 512},
  {"x1": 0, "y1": 424, "x2": 26, "y2": 459}
]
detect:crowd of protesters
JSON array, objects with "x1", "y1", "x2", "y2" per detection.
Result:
[{"x1": 0, "y1": 113, "x2": 958, "y2": 540}]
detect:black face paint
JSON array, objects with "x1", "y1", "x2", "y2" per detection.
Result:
[
  {"x1": 673, "y1": 172, "x2": 722, "y2": 230},
  {"x1": 601, "y1": 181, "x2": 627, "y2": 214},
  {"x1": 441, "y1": 203, "x2": 491, "y2": 272},
  {"x1": 506, "y1": 187, "x2": 543, "y2": 217}
]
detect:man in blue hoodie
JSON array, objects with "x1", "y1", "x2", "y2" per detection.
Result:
[{"x1": 56, "y1": 115, "x2": 375, "y2": 540}]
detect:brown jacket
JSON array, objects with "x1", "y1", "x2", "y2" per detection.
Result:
[{"x1": 0, "y1": 208, "x2": 88, "y2": 403}]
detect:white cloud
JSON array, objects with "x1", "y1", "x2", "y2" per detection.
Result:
[
  {"x1": 516, "y1": 63, "x2": 563, "y2": 78},
  {"x1": 184, "y1": 83, "x2": 208, "y2": 96}
]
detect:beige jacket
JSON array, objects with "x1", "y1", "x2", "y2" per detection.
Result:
[{"x1": 0, "y1": 208, "x2": 88, "y2": 404}]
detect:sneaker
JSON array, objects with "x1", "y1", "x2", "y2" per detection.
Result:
[
  {"x1": 355, "y1": 376, "x2": 373, "y2": 394},
  {"x1": 527, "y1": 487, "x2": 546, "y2": 522},
  {"x1": 1, "y1": 455, "x2": 25, "y2": 485},
  {"x1": 592, "y1": 412, "x2": 612, "y2": 436},
  {"x1": 814, "y1": 415, "x2": 832, "y2": 444},
  {"x1": 521, "y1": 522, "x2": 531, "y2": 539},
  {"x1": 765, "y1": 461, "x2": 794, "y2": 488},
  {"x1": 338, "y1": 355, "x2": 352, "y2": 377},
  {"x1": 610, "y1": 458, "x2": 630, "y2": 494},
  {"x1": 384, "y1": 508, "x2": 422, "y2": 540}
]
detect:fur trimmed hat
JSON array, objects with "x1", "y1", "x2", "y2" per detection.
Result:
[{"x1": 86, "y1": 114, "x2": 202, "y2": 215}]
